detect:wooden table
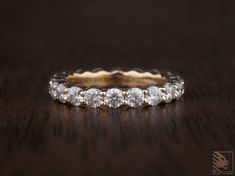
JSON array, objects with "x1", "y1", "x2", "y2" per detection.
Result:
[{"x1": 0, "y1": 0, "x2": 234, "y2": 175}]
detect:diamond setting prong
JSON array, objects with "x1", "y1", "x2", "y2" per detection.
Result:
[{"x1": 122, "y1": 91, "x2": 129, "y2": 97}]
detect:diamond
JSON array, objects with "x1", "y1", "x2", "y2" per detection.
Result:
[
  {"x1": 105, "y1": 89, "x2": 124, "y2": 108},
  {"x1": 127, "y1": 88, "x2": 144, "y2": 107},
  {"x1": 84, "y1": 88, "x2": 103, "y2": 108},
  {"x1": 59, "y1": 94, "x2": 68, "y2": 103},
  {"x1": 174, "y1": 81, "x2": 184, "y2": 100},
  {"x1": 49, "y1": 83, "x2": 59, "y2": 99},
  {"x1": 67, "y1": 87, "x2": 82, "y2": 106},
  {"x1": 163, "y1": 83, "x2": 175, "y2": 103},
  {"x1": 56, "y1": 84, "x2": 67, "y2": 103},
  {"x1": 147, "y1": 86, "x2": 163, "y2": 105}
]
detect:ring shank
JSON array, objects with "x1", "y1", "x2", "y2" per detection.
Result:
[
  {"x1": 49, "y1": 69, "x2": 185, "y2": 108},
  {"x1": 65, "y1": 70, "x2": 167, "y2": 88}
]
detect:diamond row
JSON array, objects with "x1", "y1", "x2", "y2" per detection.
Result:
[{"x1": 49, "y1": 81, "x2": 184, "y2": 108}]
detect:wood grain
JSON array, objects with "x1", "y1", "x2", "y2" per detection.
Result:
[{"x1": 0, "y1": 0, "x2": 235, "y2": 175}]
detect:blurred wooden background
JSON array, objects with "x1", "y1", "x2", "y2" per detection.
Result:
[{"x1": 0, "y1": 0, "x2": 234, "y2": 175}]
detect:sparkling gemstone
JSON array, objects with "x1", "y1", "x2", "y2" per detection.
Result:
[
  {"x1": 174, "y1": 81, "x2": 184, "y2": 100},
  {"x1": 84, "y1": 88, "x2": 103, "y2": 108},
  {"x1": 49, "y1": 83, "x2": 59, "y2": 99},
  {"x1": 56, "y1": 84, "x2": 67, "y2": 103},
  {"x1": 127, "y1": 88, "x2": 144, "y2": 107},
  {"x1": 105, "y1": 89, "x2": 124, "y2": 108},
  {"x1": 67, "y1": 87, "x2": 82, "y2": 106},
  {"x1": 59, "y1": 94, "x2": 68, "y2": 103},
  {"x1": 147, "y1": 86, "x2": 163, "y2": 105},
  {"x1": 163, "y1": 83, "x2": 175, "y2": 103}
]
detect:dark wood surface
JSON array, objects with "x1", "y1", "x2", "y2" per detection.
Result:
[{"x1": 0, "y1": 0, "x2": 235, "y2": 176}]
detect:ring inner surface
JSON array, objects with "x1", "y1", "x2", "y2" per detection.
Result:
[{"x1": 65, "y1": 71, "x2": 167, "y2": 88}]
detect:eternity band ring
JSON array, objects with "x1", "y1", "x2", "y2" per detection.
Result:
[{"x1": 49, "y1": 69, "x2": 184, "y2": 108}]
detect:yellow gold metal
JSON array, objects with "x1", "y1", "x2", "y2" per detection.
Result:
[
  {"x1": 99, "y1": 92, "x2": 106, "y2": 97},
  {"x1": 65, "y1": 70, "x2": 167, "y2": 88},
  {"x1": 79, "y1": 91, "x2": 85, "y2": 97},
  {"x1": 123, "y1": 100, "x2": 128, "y2": 105},
  {"x1": 122, "y1": 91, "x2": 129, "y2": 97},
  {"x1": 160, "y1": 88, "x2": 166, "y2": 93},
  {"x1": 143, "y1": 98, "x2": 148, "y2": 105},
  {"x1": 64, "y1": 88, "x2": 69, "y2": 93},
  {"x1": 143, "y1": 90, "x2": 148, "y2": 95},
  {"x1": 80, "y1": 99, "x2": 86, "y2": 105}
]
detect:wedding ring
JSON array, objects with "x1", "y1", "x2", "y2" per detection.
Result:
[{"x1": 49, "y1": 69, "x2": 184, "y2": 108}]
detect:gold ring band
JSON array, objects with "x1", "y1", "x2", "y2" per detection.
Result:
[{"x1": 49, "y1": 69, "x2": 184, "y2": 108}]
